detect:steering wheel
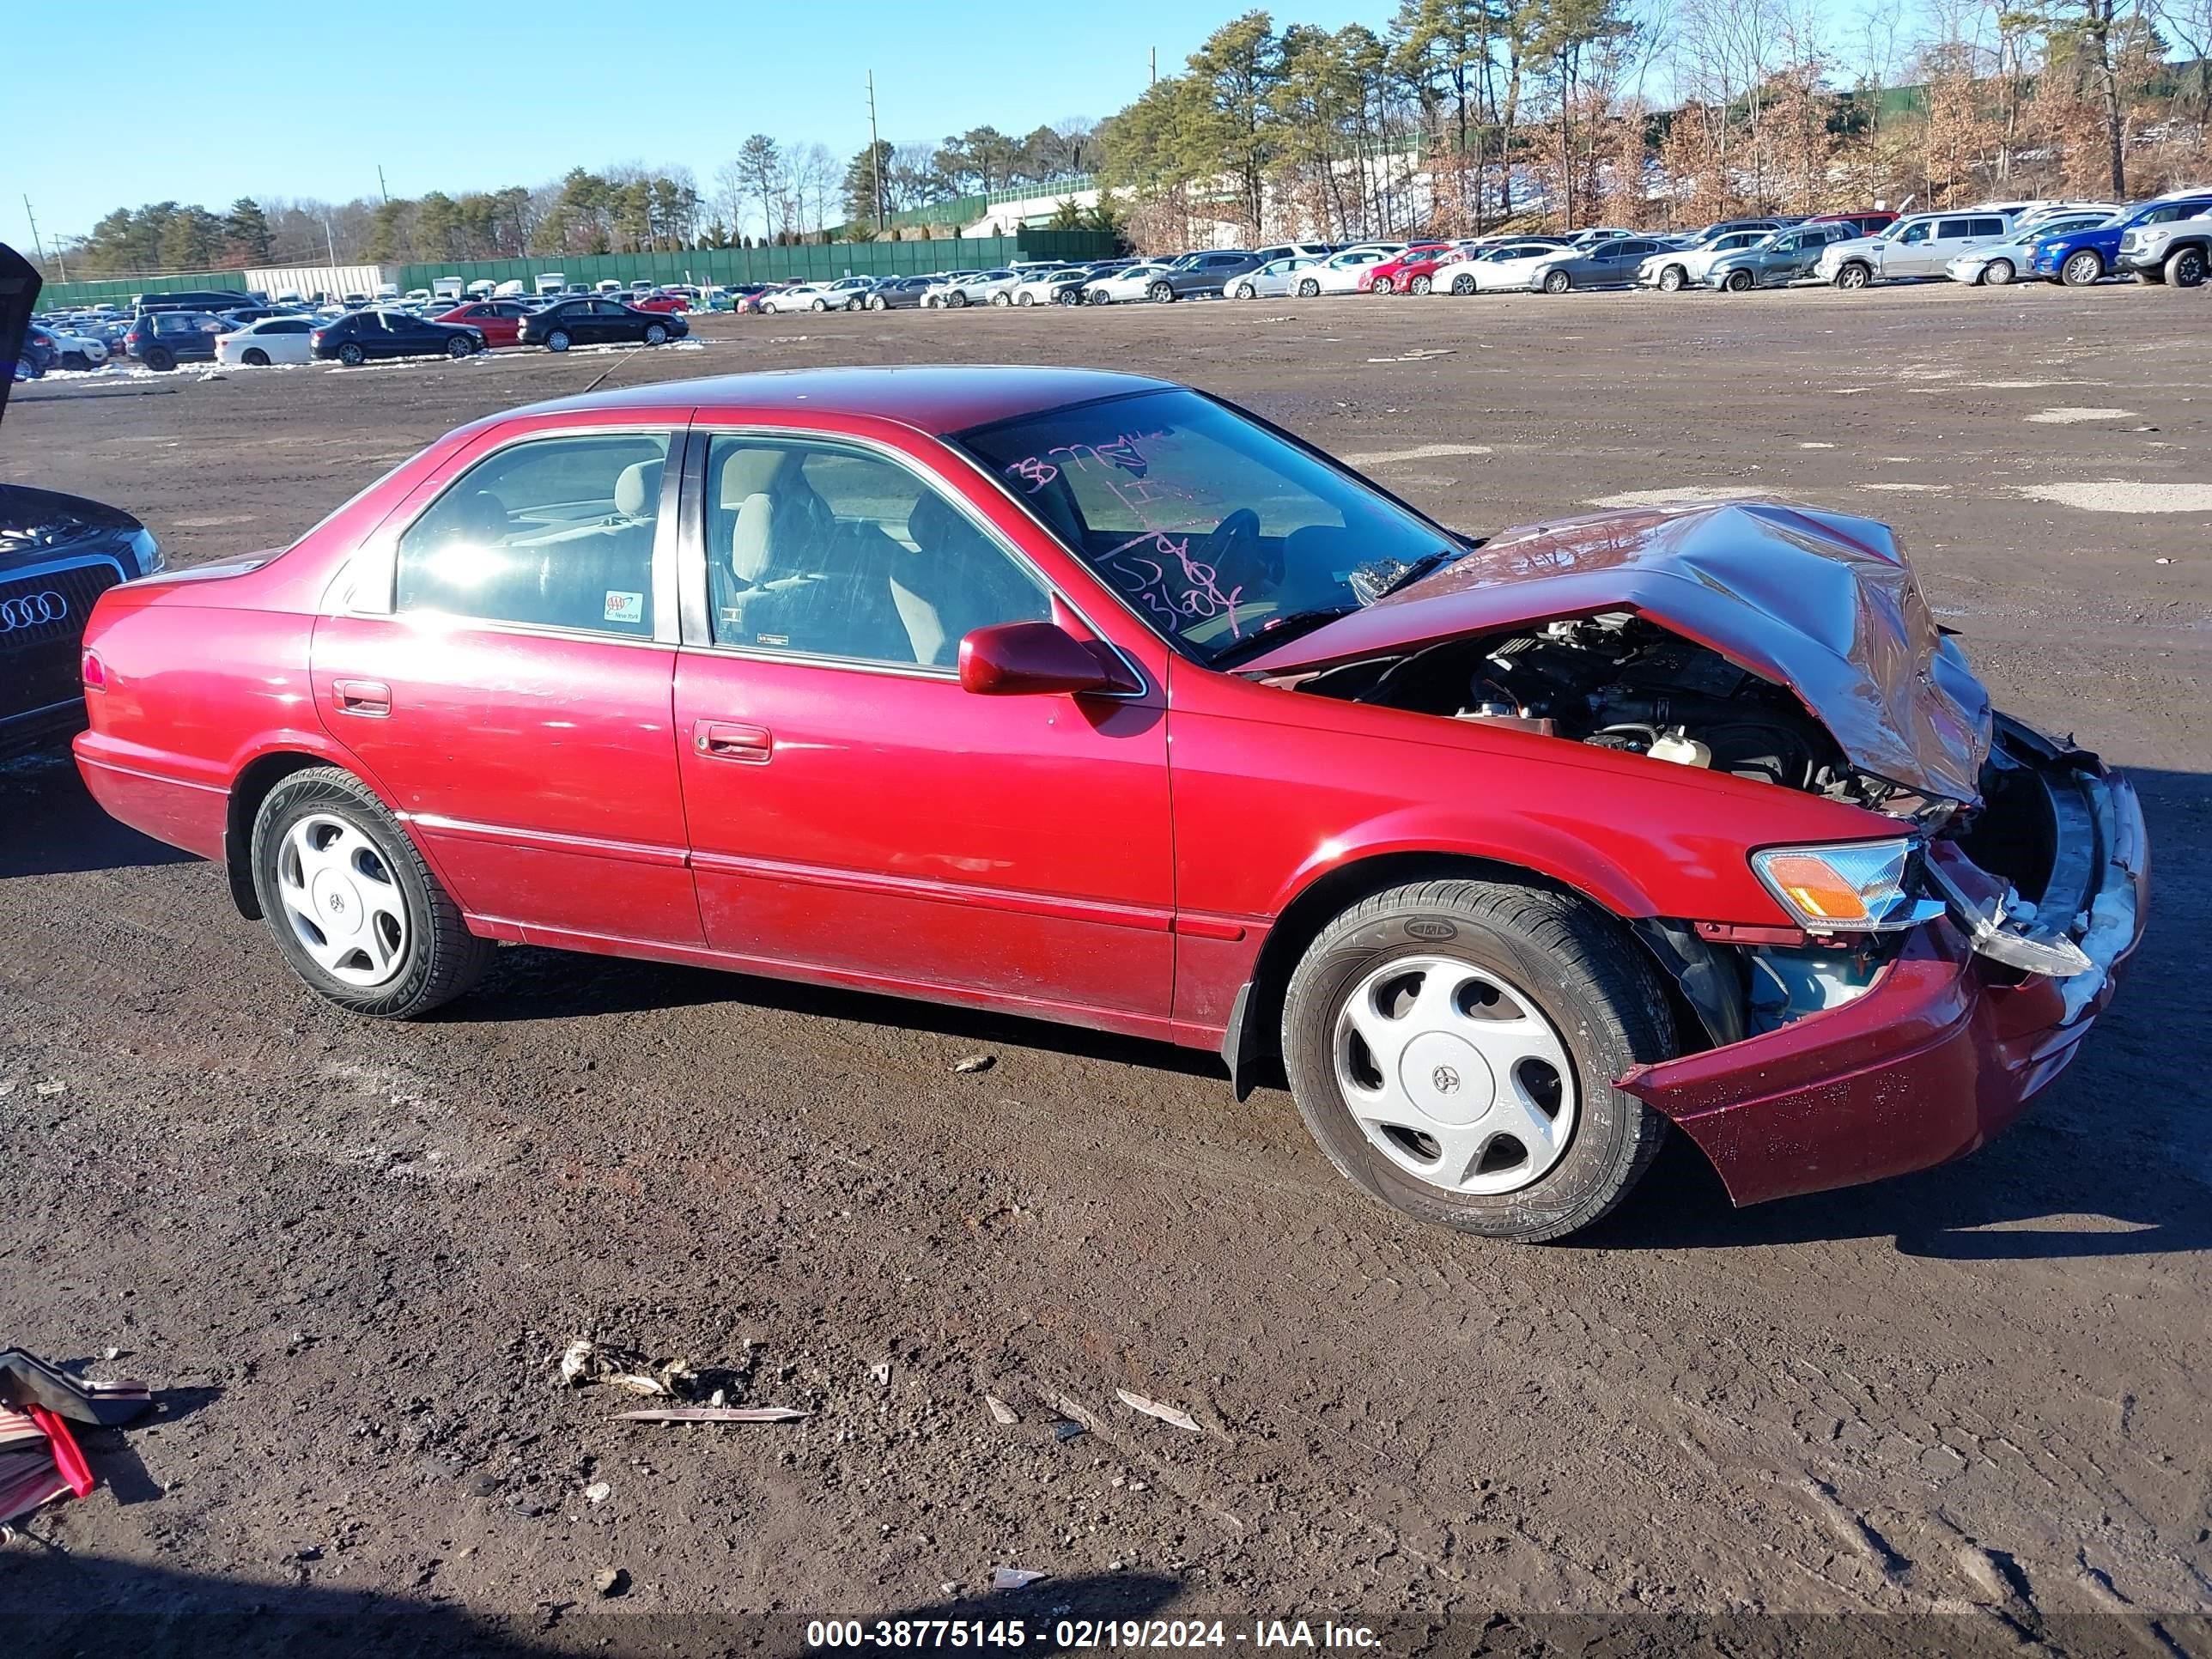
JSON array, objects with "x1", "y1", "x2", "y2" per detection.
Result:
[{"x1": 1202, "y1": 507, "x2": 1273, "y2": 598}]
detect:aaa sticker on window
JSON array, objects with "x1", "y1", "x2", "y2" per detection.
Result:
[{"x1": 604, "y1": 591, "x2": 645, "y2": 623}]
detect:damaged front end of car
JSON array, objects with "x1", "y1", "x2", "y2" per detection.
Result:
[{"x1": 1242, "y1": 500, "x2": 2148, "y2": 1201}]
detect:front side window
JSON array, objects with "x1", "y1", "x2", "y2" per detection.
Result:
[
  {"x1": 954, "y1": 388, "x2": 1458, "y2": 667},
  {"x1": 1899, "y1": 222, "x2": 1931, "y2": 245},
  {"x1": 703, "y1": 435, "x2": 1049, "y2": 668},
  {"x1": 396, "y1": 432, "x2": 671, "y2": 637}
]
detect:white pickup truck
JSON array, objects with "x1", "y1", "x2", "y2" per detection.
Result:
[{"x1": 2117, "y1": 211, "x2": 2212, "y2": 288}]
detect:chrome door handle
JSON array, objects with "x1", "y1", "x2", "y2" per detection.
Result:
[{"x1": 332, "y1": 678, "x2": 392, "y2": 717}]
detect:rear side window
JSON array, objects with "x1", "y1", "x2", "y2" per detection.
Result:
[
  {"x1": 1970, "y1": 217, "x2": 2006, "y2": 237},
  {"x1": 396, "y1": 432, "x2": 671, "y2": 638}
]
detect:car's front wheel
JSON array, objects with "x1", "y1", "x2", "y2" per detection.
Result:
[
  {"x1": 1280, "y1": 879, "x2": 1674, "y2": 1241},
  {"x1": 2062, "y1": 250, "x2": 2103, "y2": 286},
  {"x1": 1449, "y1": 273, "x2": 1474, "y2": 295},
  {"x1": 249, "y1": 767, "x2": 490, "y2": 1019},
  {"x1": 1149, "y1": 281, "x2": 1175, "y2": 302},
  {"x1": 1657, "y1": 264, "x2": 1686, "y2": 292},
  {"x1": 868, "y1": 294, "x2": 887, "y2": 309},
  {"x1": 1541, "y1": 270, "x2": 1572, "y2": 294},
  {"x1": 1834, "y1": 262, "x2": 1872, "y2": 290},
  {"x1": 2166, "y1": 246, "x2": 2207, "y2": 288},
  {"x1": 1297, "y1": 277, "x2": 1320, "y2": 298},
  {"x1": 1231, "y1": 281, "x2": 1255, "y2": 299},
  {"x1": 446, "y1": 336, "x2": 472, "y2": 358},
  {"x1": 1723, "y1": 268, "x2": 1754, "y2": 292},
  {"x1": 643, "y1": 323, "x2": 668, "y2": 345},
  {"x1": 1981, "y1": 258, "x2": 2016, "y2": 285},
  {"x1": 1409, "y1": 274, "x2": 1432, "y2": 295}
]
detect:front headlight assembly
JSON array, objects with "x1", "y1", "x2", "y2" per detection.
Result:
[{"x1": 1751, "y1": 839, "x2": 1947, "y2": 933}]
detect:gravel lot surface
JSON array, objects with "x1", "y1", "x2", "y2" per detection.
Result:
[{"x1": 3, "y1": 284, "x2": 2208, "y2": 1657}]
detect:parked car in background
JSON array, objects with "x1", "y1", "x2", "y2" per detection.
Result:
[
  {"x1": 1298, "y1": 247, "x2": 1393, "y2": 295},
  {"x1": 1817, "y1": 210, "x2": 2015, "y2": 288},
  {"x1": 817, "y1": 276, "x2": 879, "y2": 311},
  {"x1": 2031, "y1": 191, "x2": 2212, "y2": 284},
  {"x1": 434, "y1": 300, "x2": 532, "y2": 347},
  {"x1": 516, "y1": 297, "x2": 686, "y2": 352},
  {"x1": 1146, "y1": 251, "x2": 1264, "y2": 301},
  {"x1": 70, "y1": 364, "x2": 2146, "y2": 1243},
  {"x1": 757, "y1": 283, "x2": 837, "y2": 314},
  {"x1": 1703, "y1": 223, "x2": 1856, "y2": 290},
  {"x1": 1006, "y1": 267, "x2": 1089, "y2": 306},
  {"x1": 1358, "y1": 243, "x2": 1461, "y2": 294},
  {"x1": 134, "y1": 289, "x2": 257, "y2": 314},
  {"x1": 1526, "y1": 237, "x2": 1668, "y2": 293},
  {"x1": 311, "y1": 310, "x2": 488, "y2": 365},
  {"x1": 1427, "y1": 240, "x2": 1568, "y2": 295},
  {"x1": 733, "y1": 283, "x2": 789, "y2": 313},
  {"x1": 1688, "y1": 217, "x2": 1793, "y2": 243},
  {"x1": 1639, "y1": 228, "x2": 1777, "y2": 292},
  {"x1": 1228, "y1": 255, "x2": 1324, "y2": 299},
  {"x1": 28, "y1": 323, "x2": 107, "y2": 371},
  {"x1": 125, "y1": 310, "x2": 228, "y2": 371},
  {"x1": 632, "y1": 289, "x2": 695, "y2": 313},
  {"x1": 2117, "y1": 208, "x2": 2212, "y2": 286},
  {"x1": 1081, "y1": 264, "x2": 1173, "y2": 304},
  {"x1": 1808, "y1": 211, "x2": 1899, "y2": 238},
  {"x1": 945, "y1": 270, "x2": 1027, "y2": 307},
  {"x1": 216, "y1": 315, "x2": 318, "y2": 367},
  {"x1": 862, "y1": 276, "x2": 936, "y2": 310},
  {"x1": 2, "y1": 244, "x2": 165, "y2": 758},
  {"x1": 1947, "y1": 210, "x2": 2112, "y2": 286}
]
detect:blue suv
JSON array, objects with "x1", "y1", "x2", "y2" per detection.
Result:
[{"x1": 2033, "y1": 192, "x2": 2212, "y2": 285}]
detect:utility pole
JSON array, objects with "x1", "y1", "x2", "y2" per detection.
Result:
[
  {"x1": 377, "y1": 165, "x2": 390, "y2": 204},
  {"x1": 324, "y1": 215, "x2": 338, "y2": 265},
  {"x1": 866, "y1": 70, "x2": 884, "y2": 234},
  {"x1": 23, "y1": 197, "x2": 65, "y2": 281},
  {"x1": 1149, "y1": 47, "x2": 1156, "y2": 84}
]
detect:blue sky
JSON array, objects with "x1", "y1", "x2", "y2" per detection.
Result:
[{"x1": 6, "y1": 1, "x2": 1380, "y2": 250}]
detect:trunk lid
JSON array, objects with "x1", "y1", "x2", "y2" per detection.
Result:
[{"x1": 1242, "y1": 500, "x2": 1994, "y2": 805}]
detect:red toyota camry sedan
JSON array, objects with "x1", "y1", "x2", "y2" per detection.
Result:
[{"x1": 73, "y1": 367, "x2": 2147, "y2": 1240}]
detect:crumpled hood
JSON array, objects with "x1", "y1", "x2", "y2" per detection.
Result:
[{"x1": 1243, "y1": 500, "x2": 1994, "y2": 804}]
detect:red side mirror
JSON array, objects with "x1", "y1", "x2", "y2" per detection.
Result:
[{"x1": 958, "y1": 622, "x2": 1139, "y2": 697}]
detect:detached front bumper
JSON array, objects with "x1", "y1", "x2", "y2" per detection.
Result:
[{"x1": 1620, "y1": 726, "x2": 2148, "y2": 1206}]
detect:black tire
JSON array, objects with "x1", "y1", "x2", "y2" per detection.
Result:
[
  {"x1": 1297, "y1": 277, "x2": 1320, "y2": 298},
  {"x1": 544, "y1": 330, "x2": 570, "y2": 353},
  {"x1": 2166, "y1": 246, "x2": 2207, "y2": 288},
  {"x1": 1449, "y1": 273, "x2": 1474, "y2": 295},
  {"x1": 1371, "y1": 276, "x2": 1395, "y2": 294},
  {"x1": 992, "y1": 290, "x2": 1012, "y2": 306},
  {"x1": 61, "y1": 351, "x2": 91, "y2": 371},
  {"x1": 949, "y1": 290, "x2": 969, "y2": 307},
  {"x1": 1657, "y1": 264, "x2": 1686, "y2": 292},
  {"x1": 1087, "y1": 289, "x2": 1110, "y2": 305},
  {"x1": 1149, "y1": 281, "x2": 1175, "y2": 302},
  {"x1": 1280, "y1": 878, "x2": 1675, "y2": 1242},
  {"x1": 643, "y1": 323, "x2": 668, "y2": 345},
  {"x1": 446, "y1": 335, "x2": 472, "y2": 358},
  {"x1": 811, "y1": 297, "x2": 829, "y2": 312},
  {"x1": 242, "y1": 348, "x2": 270, "y2": 367},
  {"x1": 1409, "y1": 274, "x2": 1431, "y2": 295},
  {"x1": 1541, "y1": 270, "x2": 1571, "y2": 294},
  {"x1": 1016, "y1": 290, "x2": 1035, "y2": 306},
  {"x1": 335, "y1": 343, "x2": 363, "y2": 367},
  {"x1": 143, "y1": 345, "x2": 177, "y2": 372},
  {"x1": 1982, "y1": 258, "x2": 2015, "y2": 287},
  {"x1": 868, "y1": 294, "x2": 887, "y2": 310},
  {"x1": 1834, "y1": 262, "x2": 1872, "y2": 290},
  {"x1": 249, "y1": 767, "x2": 491, "y2": 1019},
  {"x1": 1723, "y1": 268, "x2": 1753, "y2": 292},
  {"x1": 1231, "y1": 281, "x2": 1255, "y2": 300},
  {"x1": 2061, "y1": 250, "x2": 2102, "y2": 287}
]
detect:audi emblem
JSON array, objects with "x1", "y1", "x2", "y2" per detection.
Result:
[{"x1": 0, "y1": 592, "x2": 67, "y2": 632}]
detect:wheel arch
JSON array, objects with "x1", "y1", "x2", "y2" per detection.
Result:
[
  {"x1": 223, "y1": 742, "x2": 413, "y2": 920},
  {"x1": 1221, "y1": 848, "x2": 1686, "y2": 1101}
]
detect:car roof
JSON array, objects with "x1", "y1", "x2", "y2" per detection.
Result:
[{"x1": 513, "y1": 365, "x2": 1174, "y2": 434}]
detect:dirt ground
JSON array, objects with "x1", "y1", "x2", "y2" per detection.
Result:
[{"x1": 2, "y1": 285, "x2": 2208, "y2": 1658}]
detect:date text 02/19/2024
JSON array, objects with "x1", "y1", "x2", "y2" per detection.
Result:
[{"x1": 803, "y1": 1620, "x2": 1382, "y2": 1650}]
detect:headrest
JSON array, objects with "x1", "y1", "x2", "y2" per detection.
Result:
[
  {"x1": 904, "y1": 489, "x2": 961, "y2": 552},
  {"x1": 732, "y1": 493, "x2": 775, "y2": 584},
  {"x1": 613, "y1": 458, "x2": 663, "y2": 519},
  {"x1": 719, "y1": 447, "x2": 784, "y2": 507}
]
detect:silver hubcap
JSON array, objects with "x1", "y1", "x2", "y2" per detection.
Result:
[
  {"x1": 276, "y1": 813, "x2": 408, "y2": 988},
  {"x1": 1334, "y1": 954, "x2": 1577, "y2": 1195}
]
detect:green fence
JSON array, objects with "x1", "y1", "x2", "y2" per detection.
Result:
[{"x1": 32, "y1": 230, "x2": 1120, "y2": 311}]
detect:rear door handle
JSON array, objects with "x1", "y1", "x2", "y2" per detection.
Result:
[
  {"x1": 693, "y1": 720, "x2": 772, "y2": 763},
  {"x1": 331, "y1": 678, "x2": 392, "y2": 717}
]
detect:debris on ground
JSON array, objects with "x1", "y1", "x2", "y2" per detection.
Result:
[
  {"x1": 951, "y1": 1055, "x2": 994, "y2": 1074},
  {"x1": 592, "y1": 1566, "x2": 629, "y2": 1598},
  {"x1": 1050, "y1": 1419, "x2": 1087, "y2": 1443},
  {"x1": 984, "y1": 1395, "x2": 1018, "y2": 1426},
  {"x1": 612, "y1": 1407, "x2": 809, "y2": 1425},
  {"x1": 33, "y1": 1082, "x2": 64, "y2": 1097},
  {"x1": 1115, "y1": 1389, "x2": 1202, "y2": 1433},
  {"x1": 991, "y1": 1567, "x2": 1047, "y2": 1590},
  {"x1": 584, "y1": 1481, "x2": 611, "y2": 1504},
  {"x1": 0, "y1": 1347, "x2": 155, "y2": 1528},
  {"x1": 869, "y1": 1360, "x2": 893, "y2": 1387},
  {"x1": 556, "y1": 1338, "x2": 694, "y2": 1396}
]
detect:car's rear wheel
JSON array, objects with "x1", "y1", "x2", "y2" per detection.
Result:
[
  {"x1": 1657, "y1": 264, "x2": 1686, "y2": 291},
  {"x1": 2166, "y1": 246, "x2": 2207, "y2": 288},
  {"x1": 249, "y1": 767, "x2": 490, "y2": 1020},
  {"x1": 1723, "y1": 268, "x2": 1754, "y2": 292},
  {"x1": 1834, "y1": 262, "x2": 1872, "y2": 290},
  {"x1": 2062, "y1": 250, "x2": 2103, "y2": 286},
  {"x1": 1149, "y1": 281, "x2": 1175, "y2": 302},
  {"x1": 643, "y1": 323, "x2": 668, "y2": 345},
  {"x1": 1449, "y1": 273, "x2": 1474, "y2": 295},
  {"x1": 544, "y1": 330, "x2": 571, "y2": 353},
  {"x1": 334, "y1": 343, "x2": 364, "y2": 367},
  {"x1": 242, "y1": 348, "x2": 270, "y2": 367},
  {"x1": 1280, "y1": 879, "x2": 1674, "y2": 1241},
  {"x1": 1297, "y1": 277, "x2": 1320, "y2": 298},
  {"x1": 1542, "y1": 270, "x2": 1572, "y2": 294},
  {"x1": 143, "y1": 345, "x2": 177, "y2": 372},
  {"x1": 1982, "y1": 258, "x2": 2016, "y2": 286}
]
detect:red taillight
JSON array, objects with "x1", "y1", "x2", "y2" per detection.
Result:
[
  {"x1": 310, "y1": 331, "x2": 323, "y2": 347},
  {"x1": 81, "y1": 649, "x2": 106, "y2": 691}
]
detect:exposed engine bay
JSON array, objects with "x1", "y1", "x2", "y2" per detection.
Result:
[{"x1": 1273, "y1": 612, "x2": 1933, "y2": 818}]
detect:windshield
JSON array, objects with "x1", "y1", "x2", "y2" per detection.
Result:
[{"x1": 953, "y1": 388, "x2": 1461, "y2": 665}]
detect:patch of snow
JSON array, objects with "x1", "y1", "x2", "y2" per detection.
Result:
[
  {"x1": 2026, "y1": 407, "x2": 2136, "y2": 424},
  {"x1": 2014, "y1": 480, "x2": 2212, "y2": 513},
  {"x1": 1586, "y1": 485, "x2": 1766, "y2": 508},
  {"x1": 1343, "y1": 442, "x2": 1494, "y2": 466}
]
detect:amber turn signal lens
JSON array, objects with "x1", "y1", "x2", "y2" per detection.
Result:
[{"x1": 1755, "y1": 853, "x2": 1873, "y2": 922}]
